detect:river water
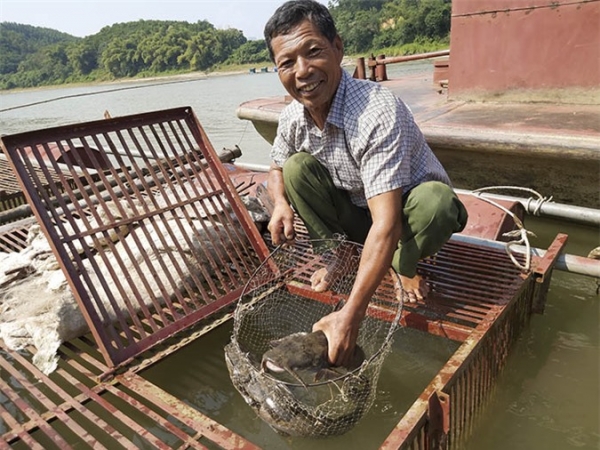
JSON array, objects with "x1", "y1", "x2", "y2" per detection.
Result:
[{"x1": 1, "y1": 63, "x2": 598, "y2": 449}]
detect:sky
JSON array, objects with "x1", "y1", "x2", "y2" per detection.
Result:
[{"x1": 0, "y1": 0, "x2": 329, "y2": 40}]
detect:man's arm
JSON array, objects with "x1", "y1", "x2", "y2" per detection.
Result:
[
  {"x1": 266, "y1": 163, "x2": 296, "y2": 245},
  {"x1": 313, "y1": 188, "x2": 403, "y2": 366}
]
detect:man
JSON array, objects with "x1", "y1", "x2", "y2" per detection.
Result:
[{"x1": 264, "y1": 0, "x2": 467, "y2": 368}]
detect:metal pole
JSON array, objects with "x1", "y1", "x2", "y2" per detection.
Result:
[
  {"x1": 232, "y1": 166, "x2": 600, "y2": 227},
  {"x1": 376, "y1": 54, "x2": 388, "y2": 81},
  {"x1": 354, "y1": 57, "x2": 366, "y2": 80},
  {"x1": 451, "y1": 234, "x2": 600, "y2": 278},
  {"x1": 454, "y1": 189, "x2": 600, "y2": 226},
  {"x1": 377, "y1": 50, "x2": 450, "y2": 66}
]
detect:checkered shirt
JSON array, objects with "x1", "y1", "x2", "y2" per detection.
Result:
[{"x1": 271, "y1": 70, "x2": 451, "y2": 208}]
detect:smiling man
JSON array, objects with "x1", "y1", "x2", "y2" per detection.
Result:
[{"x1": 264, "y1": 0, "x2": 468, "y2": 367}]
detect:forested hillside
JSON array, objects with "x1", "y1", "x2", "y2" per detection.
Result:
[
  {"x1": 0, "y1": 0, "x2": 450, "y2": 90},
  {"x1": 331, "y1": 0, "x2": 450, "y2": 54},
  {"x1": 0, "y1": 23, "x2": 78, "y2": 75},
  {"x1": 0, "y1": 20, "x2": 250, "y2": 89}
]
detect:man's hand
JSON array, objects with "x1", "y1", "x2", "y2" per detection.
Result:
[
  {"x1": 267, "y1": 202, "x2": 296, "y2": 245},
  {"x1": 266, "y1": 164, "x2": 296, "y2": 245},
  {"x1": 312, "y1": 307, "x2": 363, "y2": 367},
  {"x1": 312, "y1": 189, "x2": 403, "y2": 366}
]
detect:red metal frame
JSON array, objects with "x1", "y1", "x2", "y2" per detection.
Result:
[
  {"x1": 0, "y1": 108, "x2": 569, "y2": 448},
  {"x1": 0, "y1": 107, "x2": 270, "y2": 372}
]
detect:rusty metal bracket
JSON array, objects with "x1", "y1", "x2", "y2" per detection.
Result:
[
  {"x1": 532, "y1": 233, "x2": 568, "y2": 313},
  {"x1": 427, "y1": 390, "x2": 450, "y2": 450}
]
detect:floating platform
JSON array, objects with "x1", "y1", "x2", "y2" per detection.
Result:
[
  {"x1": 236, "y1": 68, "x2": 600, "y2": 210},
  {"x1": 0, "y1": 108, "x2": 566, "y2": 448}
]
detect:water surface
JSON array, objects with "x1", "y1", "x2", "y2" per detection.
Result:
[{"x1": 1, "y1": 63, "x2": 598, "y2": 449}]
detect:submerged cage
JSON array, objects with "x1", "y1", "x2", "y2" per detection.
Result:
[{"x1": 0, "y1": 107, "x2": 566, "y2": 449}]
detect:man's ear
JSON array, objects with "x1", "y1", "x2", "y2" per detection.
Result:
[{"x1": 334, "y1": 34, "x2": 344, "y2": 63}]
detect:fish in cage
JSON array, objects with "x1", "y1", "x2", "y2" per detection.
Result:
[
  {"x1": 224, "y1": 238, "x2": 404, "y2": 437},
  {"x1": 260, "y1": 330, "x2": 366, "y2": 387}
]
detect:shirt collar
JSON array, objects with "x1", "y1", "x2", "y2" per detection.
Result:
[
  {"x1": 298, "y1": 69, "x2": 348, "y2": 130},
  {"x1": 326, "y1": 69, "x2": 348, "y2": 129}
]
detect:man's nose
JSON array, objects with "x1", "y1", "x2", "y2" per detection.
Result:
[{"x1": 295, "y1": 56, "x2": 310, "y2": 77}]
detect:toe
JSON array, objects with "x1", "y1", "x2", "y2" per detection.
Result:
[{"x1": 405, "y1": 290, "x2": 417, "y2": 303}]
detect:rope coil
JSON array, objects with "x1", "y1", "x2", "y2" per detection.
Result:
[{"x1": 469, "y1": 186, "x2": 548, "y2": 271}]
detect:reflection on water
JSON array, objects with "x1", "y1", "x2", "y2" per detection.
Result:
[{"x1": 466, "y1": 218, "x2": 599, "y2": 450}]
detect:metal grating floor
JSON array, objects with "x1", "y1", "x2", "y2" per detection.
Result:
[
  {"x1": 0, "y1": 324, "x2": 259, "y2": 449},
  {"x1": 0, "y1": 108, "x2": 564, "y2": 449},
  {"x1": 0, "y1": 218, "x2": 541, "y2": 449}
]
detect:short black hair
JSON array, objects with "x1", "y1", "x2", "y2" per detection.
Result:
[{"x1": 264, "y1": 0, "x2": 338, "y2": 62}]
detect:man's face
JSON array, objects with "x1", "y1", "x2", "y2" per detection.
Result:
[{"x1": 271, "y1": 20, "x2": 343, "y2": 128}]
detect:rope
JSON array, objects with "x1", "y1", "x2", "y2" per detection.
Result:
[
  {"x1": 471, "y1": 185, "x2": 553, "y2": 216},
  {"x1": 469, "y1": 186, "x2": 544, "y2": 271},
  {"x1": 237, "y1": 119, "x2": 250, "y2": 146},
  {"x1": 0, "y1": 77, "x2": 206, "y2": 113}
]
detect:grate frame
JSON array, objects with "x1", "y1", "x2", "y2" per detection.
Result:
[{"x1": 0, "y1": 107, "x2": 270, "y2": 372}]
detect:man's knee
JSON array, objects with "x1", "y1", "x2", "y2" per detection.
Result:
[
  {"x1": 283, "y1": 153, "x2": 334, "y2": 197},
  {"x1": 429, "y1": 182, "x2": 463, "y2": 226},
  {"x1": 405, "y1": 181, "x2": 467, "y2": 233},
  {"x1": 282, "y1": 152, "x2": 317, "y2": 180}
]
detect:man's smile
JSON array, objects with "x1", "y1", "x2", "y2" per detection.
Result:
[{"x1": 298, "y1": 81, "x2": 320, "y2": 93}]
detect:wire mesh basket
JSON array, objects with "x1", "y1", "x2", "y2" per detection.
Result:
[{"x1": 225, "y1": 238, "x2": 403, "y2": 437}]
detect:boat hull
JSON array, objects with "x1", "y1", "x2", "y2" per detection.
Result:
[{"x1": 236, "y1": 77, "x2": 600, "y2": 209}]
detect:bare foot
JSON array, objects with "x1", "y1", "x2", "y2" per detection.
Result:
[
  {"x1": 311, "y1": 267, "x2": 330, "y2": 292},
  {"x1": 311, "y1": 245, "x2": 357, "y2": 292},
  {"x1": 399, "y1": 274, "x2": 430, "y2": 303}
]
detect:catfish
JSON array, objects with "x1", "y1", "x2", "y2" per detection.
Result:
[{"x1": 261, "y1": 330, "x2": 365, "y2": 387}]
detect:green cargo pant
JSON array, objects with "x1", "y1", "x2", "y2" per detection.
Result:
[{"x1": 282, "y1": 152, "x2": 468, "y2": 278}]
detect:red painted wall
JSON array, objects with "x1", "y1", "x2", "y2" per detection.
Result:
[{"x1": 448, "y1": 0, "x2": 600, "y2": 102}]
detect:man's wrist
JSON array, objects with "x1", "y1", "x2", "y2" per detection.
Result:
[
  {"x1": 273, "y1": 198, "x2": 291, "y2": 209},
  {"x1": 341, "y1": 300, "x2": 367, "y2": 325}
]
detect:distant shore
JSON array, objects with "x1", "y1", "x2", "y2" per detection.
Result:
[
  {"x1": 0, "y1": 65, "x2": 265, "y2": 94},
  {"x1": 1, "y1": 57, "x2": 358, "y2": 94}
]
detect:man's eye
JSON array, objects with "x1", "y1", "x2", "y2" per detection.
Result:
[
  {"x1": 279, "y1": 60, "x2": 293, "y2": 70},
  {"x1": 308, "y1": 47, "x2": 322, "y2": 57}
]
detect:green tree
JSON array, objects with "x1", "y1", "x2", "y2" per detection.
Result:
[
  {"x1": 11, "y1": 42, "x2": 72, "y2": 86},
  {"x1": 226, "y1": 40, "x2": 270, "y2": 65},
  {"x1": 101, "y1": 38, "x2": 141, "y2": 77},
  {"x1": 0, "y1": 1, "x2": 451, "y2": 89},
  {"x1": 137, "y1": 25, "x2": 190, "y2": 72},
  {"x1": 179, "y1": 33, "x2": 213, "y2": 70},
  {"x1": 67, "y1": 41, "x2": 98, "y2": 75},
  {"x1": 421, "y1": 0, "x2": 451, "y2": 39},
  {"x1": 0, "y1": 22, "x2": 77, "y2": 75},
  {"x1": 329, "y1": 0, "x2": 385, "y2": 53},
  {"x1": 329, "y1": 0, "x2": 450, "y2": 53},
  {"x1": 213, "y1": 28, "x2": 247, "y2": 62}
]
